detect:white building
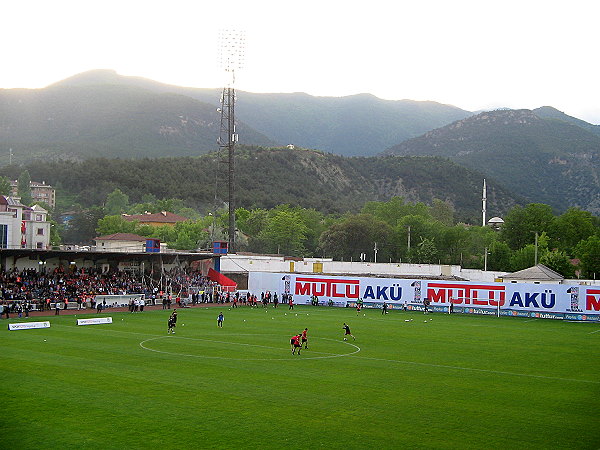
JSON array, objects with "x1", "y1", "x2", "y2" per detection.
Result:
[
  {"x1": 94, "y1": 233, "x2": 148, "y2": 252},
  {"x1": 0, "y1": 196, "x2": 51, "y2": 249}
]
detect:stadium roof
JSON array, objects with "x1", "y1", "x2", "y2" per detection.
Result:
[
  {"x1": 94, "y1": 233, "x2": 148, "y2": 241},
  {"x1": 122, "y1": 211, "x2": 189, "y2": 224},
  {"x1": 0, "y1": 248, "x2": 216, "y2": 266}
]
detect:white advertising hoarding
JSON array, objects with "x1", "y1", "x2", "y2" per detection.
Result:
[
  {"x1": 248, "y1": 272, "x2": 600, "y2": 320},
  {"x1": 8, "y1": 321, "x2": 51, "y2": 331},
  {"x1": 77, "y1": 317, "x2": 113, "y2": 326}
]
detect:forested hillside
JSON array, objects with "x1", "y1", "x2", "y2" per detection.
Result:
[{"x1": 0, "y1": 147, "x2": 521, "y2": 222}]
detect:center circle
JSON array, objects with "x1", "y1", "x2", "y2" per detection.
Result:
[{"x1": 139, "y1": 334, "x2": 360, "y2": 361}]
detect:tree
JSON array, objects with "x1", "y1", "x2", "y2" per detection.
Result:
[
  {"x1": 236, "y1": 208, "x2": 268, "y2": 237},
  {"x1": 509, "y1": 245, "x2": 538, "y2": 271},
  {"x1": 574, "y1": 235, "x2": 600, "y2": 279},
  {"x1": 394, "y1": 215, "x2": 443, "y2": 262},
  {"x1": 171, "y1": 231, "x2": 196, "y2": 250},
  {"x1": 105, "y1": 189, "x2": 129, "y2": 216},
  {"x1": 17, "y1": 170, "x2": 33, "y2": 205},
  {"x1": 549, "y1": 208, "x2": 597, "y2": 253},
  {"x1": 486, "y1": 241, "x2": 512, "y2": 272},
  {"x1": 285, "y1": 206, "x2": 325, "y2": 257},
  {"x1": 320, "y1": 214, "x2": 393, "y2": 261},
  {"x1": 258, "y1": 207, "x2": 309, "y2": 256},
  {"x1": 430, "y1": 198, "x2": 455, "y2": 226},
  {"x1": 412, "y1": 237, "x2": 439, "y2": 264},
  {"x1": 170, "y1": 221, "x2": 209, "y2": 250},
  {"x1": 62, "y1": 207, "x2": 106, "y2": 244},
  {"x1": 362, "y1": 197, "x2": 430, "y2": 227},
  {"x1": 96, "y1": 215, "x2": 139, "y2": 236},
  {"x1": 540, "y1": 250, "x2": 575, "y2": 278},
  {"x1": 49, "y1": 220, "x2": 62, "y2": 247},
  {"x1": 500, "y1": 203, "x2": 554, "y2": 250},
  {"x1": 438, "y1": 225, "x2": 471, "y2": 265},
  {"x1": 0, "y1": 176, "x2": 11, "y2": 196}
]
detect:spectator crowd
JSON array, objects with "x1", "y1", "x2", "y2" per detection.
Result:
[{"x1": 0, "y1": 267, "x2": 219, "y2": 317}]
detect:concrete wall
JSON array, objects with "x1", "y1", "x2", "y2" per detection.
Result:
[{"x1": 219, "y1": 254, "x2": 508, "y2": 283}]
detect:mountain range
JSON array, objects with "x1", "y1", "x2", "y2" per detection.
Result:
[
  {"x1": 44, "y1": 69, "x2": 473, "y2": 157},
  {"x1": 1, "y1": 69, "x2": 599, "y2": 215}
]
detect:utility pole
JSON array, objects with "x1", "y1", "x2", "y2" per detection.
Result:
[
  {"x1": 374, "y1": 242, "x2": 378, "y2": 263},
  {"x1": 484, "y1": 247, "x2": 488, "y2": 271},
  {"x1": 482, "y1": 178, "x2": 487, "y2": 226},
  {"x1": 534, "y1": 231, "x2": 538, "y2": 265}
]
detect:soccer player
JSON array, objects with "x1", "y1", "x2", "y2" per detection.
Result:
[
  {"x1": 356, "y1": 302, "x2": 362, "y2": 315},
  {"x1": 168, "y1": 309, "x2": 178, "y2": 334},
  {"x1": 291, "y1": 334, "x2": 302, "y2": 355},
  {"x1": 301, "y1": 328, "x2": 308, "y2": 349},
  {"x1": 217, "y1": 312, "x2": 224, "y2": 328},
  {"x1": 382, "y1": 302, "x2": 388, "y2": 315},
  {"x1": 342, "y1": 323, "x2": 355, "y2": 341}
]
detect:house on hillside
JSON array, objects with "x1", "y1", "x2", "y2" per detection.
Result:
[
  {"x1": 0, "y1": 196, "x2": 51, "y2": 249},
  {"x1": 122, "y1": 211, "x2": 188, "y2": 227},
  {"x1": 501, "y1": 264, "x2": 564, "y2": 284},
  {"x1": 10, "y1": 180, "x2": 56, "y2": 208}
]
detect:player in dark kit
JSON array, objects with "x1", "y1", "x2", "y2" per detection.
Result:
[
  {"x1": 382, "y1": 302, "x2": 388, "y2": 315},
  {"x1": 291, "y1": 334, "x2": 302, "y2": 355},
  {"x1": 342, "y1": 323, "x2": 355, "y2": 341},
  {"x1": 168, "y1": 309, "x2": 178, "y2": 334}
]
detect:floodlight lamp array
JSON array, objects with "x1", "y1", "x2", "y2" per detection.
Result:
[{"x1": 218, "y1": 29, "x2": 246, "y2": 72}]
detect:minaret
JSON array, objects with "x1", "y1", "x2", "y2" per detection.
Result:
[{"x1": 482, "y1": 179, "x2": 487, "y2": 227}]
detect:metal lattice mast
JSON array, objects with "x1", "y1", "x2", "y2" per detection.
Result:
[{"x1": 218, "y1": 29, "x2": 245, "y2": 253}]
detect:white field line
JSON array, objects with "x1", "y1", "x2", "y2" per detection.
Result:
[
  {"x1": 139, "y1": 335, "x2": 361, "y2": 361},
  {"x1": 347, "y1": 354, "x2": 599, "y2": 384}
]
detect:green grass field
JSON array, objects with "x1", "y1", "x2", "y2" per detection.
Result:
[{"x1": 2, "y1": 305, "x2": 599, "y2": 449}]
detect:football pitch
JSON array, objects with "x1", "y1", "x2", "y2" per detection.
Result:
[{"x1": 2, "y1": 305, "x2": 599, "y2": 449}]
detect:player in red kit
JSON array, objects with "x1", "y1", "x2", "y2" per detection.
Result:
[
  {"x1": 290, "y1": 334, "x2": 302, "y2": 355},
  {"x1": 301, "y1": 328, "x2": 308, "y2": 349}
]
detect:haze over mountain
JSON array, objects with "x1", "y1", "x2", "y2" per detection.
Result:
[
  {"x1": 385, "y1": 109, "x2": 600, "y2": 214},
  {"x1": 0, "y1": 82, "x2": 275, "y2": 163},
  {"x1": 48, "y1": 70, "x2": 473, "y2": 156}
]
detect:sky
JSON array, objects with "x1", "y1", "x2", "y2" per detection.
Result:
[{"x1": 2, "y1": 0, "x2": 599, "y2": 124}]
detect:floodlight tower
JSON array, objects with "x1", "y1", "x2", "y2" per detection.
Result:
[{"x1": 217, "y1": 29, "x2": 245, "y2": 253}]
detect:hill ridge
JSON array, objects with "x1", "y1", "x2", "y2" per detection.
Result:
[{"x1": 385, "y1": 109, "x2": 600, "y2": 214}]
